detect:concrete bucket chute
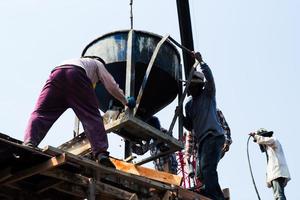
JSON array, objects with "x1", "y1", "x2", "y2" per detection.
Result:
[{"x1": 82, "y1": 30, "x2": 182, "y2": 120}]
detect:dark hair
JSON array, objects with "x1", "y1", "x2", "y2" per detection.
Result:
[{"x1": 82, "y1": 55, "x2": 106, "y2": 67}]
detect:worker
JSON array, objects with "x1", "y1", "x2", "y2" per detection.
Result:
[
  {"x1": 131, "y1": 116, "x2": 178, "y2": 174},
  {"x1": 216, "y1": 108, "x2": 232, "y2": 158},
  {"x1": 182, "y1": 53, "x2": 225, "y2": 200},
  {"x1": 249, "y1": 128, "x2": 291, "y2": 200},
  {"x1": 23, "y1": 56, "x2": 136, "y2": 168}
]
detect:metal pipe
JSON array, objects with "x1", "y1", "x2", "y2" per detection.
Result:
[{"x1": 176, "y1": 0, "x2": 195, "y2": 77}]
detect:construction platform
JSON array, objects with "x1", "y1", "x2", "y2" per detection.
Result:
[
  {"x1": 66, "y1": 112, "x2": 184, "y2": 165},
  {"x1": 0, "y1": 133, "x2": 210, "y2": 200}
]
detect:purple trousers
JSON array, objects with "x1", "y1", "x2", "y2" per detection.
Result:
[{"x1": 24, "y1": 66, "x2": 108, "y2": 156}]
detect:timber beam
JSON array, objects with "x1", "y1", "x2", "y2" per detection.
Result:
[{"x1": 0, "y1": 154, "x2": 66, "y2": 185}]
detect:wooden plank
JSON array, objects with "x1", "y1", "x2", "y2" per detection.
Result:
[
  {"x1": 6, "y1": 183, "x2": 22, "y2": 190},
  {"x1": 0, "y1": 136, "x2": 50, "y2": 157},
  {"x1": 42, "y1": 168, "x2": 138, "y2": 200},
  {"x1": 0, "y1": 167, "x2": 11, "y2": 182},
  {"x1": 0, "y1": 185, "x2": 50, "y2": 200},
  {"x1": 35, "y1": 179, "x2": 64, "y2": 194},
  {"x1": 0, "y1": 186, "x2": 21, "y2": 200},
  {"x1": 43, "y1": 146, "x2": 174, "y2": 191},
  {"x1": 65, "y1": 140, "x2": 91, "y2": 156},
  {"x1": 127, "y1": 116, "x2": 183, "y2": 149},
  {"x1": 0, "y1": 154, "x2": 65, "y2": 185},
  {"x1": 57, "y1": 115, "x2": 127, "y2": 156},
  {"x1": 42, "y1": 169, "x2": 88, "y2": 185},
  {"x1": 111, "y1": 158, "x2": 182, "y2": 186},
  {"x1": 94, "y1": 180, "x2": 138, "y2": 200},
  {"x1": 177, "y1": 187, "x2": 211, "y2": 200},
  {"x1": 58, "y1": 114, "x2": 183, "y2": 165},
  {"x1": 54, "y1": 182, "x2": 86, "y2": 198}
]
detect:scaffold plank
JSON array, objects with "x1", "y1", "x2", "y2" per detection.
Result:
[
  {"x1": 177, "y1": 187, "x2": 212, "y2": 200},
  {"x1": 43, "y1": 146, "x2": 174, "y2": 191},
  {"x1": 42, "y1": 168, "x2": 138, "y2": 200},
  {"x1": 0, "y1": 154, "x2": 65, "y2": 185},
  {"x1": 111, "y1": 158, "x2": 182, "y2": 186},
  {"x1": 58, "y1": 113, "x2": 183, "y2": 161}
]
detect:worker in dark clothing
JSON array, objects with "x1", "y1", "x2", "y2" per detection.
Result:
[
  {"x1": 183, "y1": 55, "x2": 225, "y2": 200},
  {"x1": 184, "y1": 108, "x2": 232, "y2": 179},
  {"x1": 23, "y1": 56, "x2": 135, "y2": 168}
]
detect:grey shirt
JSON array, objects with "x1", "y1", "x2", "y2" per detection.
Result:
[
  {"x1": 57, "y1": 58, "x2": 127, "y2": 105},
  {"x1": 184, "y1": 63, "x2": 224, "y2": 143}
]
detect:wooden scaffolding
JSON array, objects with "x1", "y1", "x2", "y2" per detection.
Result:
[{"x1": 0, "y1": 133, "x2": 211, "y2": 200}]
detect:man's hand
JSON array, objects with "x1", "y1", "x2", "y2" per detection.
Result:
[
  {"x1": 221, "y1": 140, "x2": 231, "y2": 158},
  {"x1": 249, "y1": 132, "x2": 256, "y2": 137},
  {"x1": 222, "y1": 142, "x2": 231, "y2": 153},
  {"x1": 249, "y1": 132, "x2": 257, "y2": 142},
  {"x1": 193, "y1": 52, "x2": 203, "y2": 63},
  {"x1": 175, "y1": 106, "x2": 182, "y2": 116}
]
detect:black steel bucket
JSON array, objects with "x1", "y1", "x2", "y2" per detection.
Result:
[{"x1": 82, "y1": 30, "x2": 181, "y2": 120}]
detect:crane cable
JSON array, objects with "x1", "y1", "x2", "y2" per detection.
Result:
[
  {"x1": 247, "y1": 135, "x2": 262, "y2": 200},
  {"x1": 129, "y1": 0, "x2": 133, "y2": 29}
]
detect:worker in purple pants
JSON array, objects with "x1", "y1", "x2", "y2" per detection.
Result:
[{"x1": 23, "y1": 56, "x2": 135, "y2": 168}]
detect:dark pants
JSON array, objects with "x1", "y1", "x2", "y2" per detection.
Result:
[
  {"x1": 272, "y1": 178, "x2": 287, "y2": 200},
  {"x1": 24, "y1": 67, "x2": 108, "y2": 156},
  {"x1": 196, "y1": 134, "x2": 225, "y2": 200}
]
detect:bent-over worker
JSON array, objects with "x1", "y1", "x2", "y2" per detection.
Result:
[{"x1": 23, "y1": 56, "x2": 135, "y2": 168}]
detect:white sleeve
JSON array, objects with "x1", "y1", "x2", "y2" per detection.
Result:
[
  {"x1": 95, "y1": 61, "x2": 127, "y2": 106},
  {"x1": 254, "y1": 135, "x2": 276, "y2": 146}
]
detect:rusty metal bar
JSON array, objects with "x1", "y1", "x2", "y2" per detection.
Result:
[
  {"x1": 135, "y1": 148, "x2": 174, "y2": 166},
  {"x1": 168, "y1": 61, "x2": 200, "y2": 134},
  {"x1": 177, "y1": 75, "x2": 184, "y2": 141},
  {"x1": 133, "y1": 34, "x2": 170, "y2": 116},
  {"x1": 168, "y1": 36, "x2": 194, "y2": 55}
]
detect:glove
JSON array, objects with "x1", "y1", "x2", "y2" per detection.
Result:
[
  {"x1": 126, "y1": 96, "x2": 136, "y2": 109},
  {"x1": 249, "y1": 132, "x2": 256, "y2": 137},
  {"x1": 249, "y1": 132, "x2": 257, "y2": 142}
]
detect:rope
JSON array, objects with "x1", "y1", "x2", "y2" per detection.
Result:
[{"x1": 247, "y1": 136, "x2": 262, "y2": 200}]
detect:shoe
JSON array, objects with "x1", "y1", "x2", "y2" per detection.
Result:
[
  {"x1": 97, "y1": 153, "x2": 116, "y2": 169},
  {"x1": 23, "y1": 142, "x2": 36, "y2": 148}
]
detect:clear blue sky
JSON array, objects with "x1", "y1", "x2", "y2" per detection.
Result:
[{"x1": 0, "y1": 0, "x2": 299, "y2": 199}]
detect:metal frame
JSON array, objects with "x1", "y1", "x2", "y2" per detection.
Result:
[
  {"x1": 71, "y1": 30, "x2": 198, "y2": 165},
  {"x1": 124, "y1": 29, "x2": 136, "y2": 159},
  {"x1": 133, "y1": 34, "x2": 170, "y2": 115}
]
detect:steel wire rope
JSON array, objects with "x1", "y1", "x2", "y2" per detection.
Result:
[{"x1": 247, "y1": 135, "x2": 262, "y2": 200}]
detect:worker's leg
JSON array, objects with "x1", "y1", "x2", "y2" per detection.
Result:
[
  {"x1": 65, "y1": 68, "x2": 108, "y2": 157},
  {"x1": 272, "y1": 178, "x2": 286, "y2": 200},
  {"x1": 198, "y1": 134, "x2": 225, "y2": 200},
  {"x1": 24, "y1": 69, "x2": 68, "y2": 146}
]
